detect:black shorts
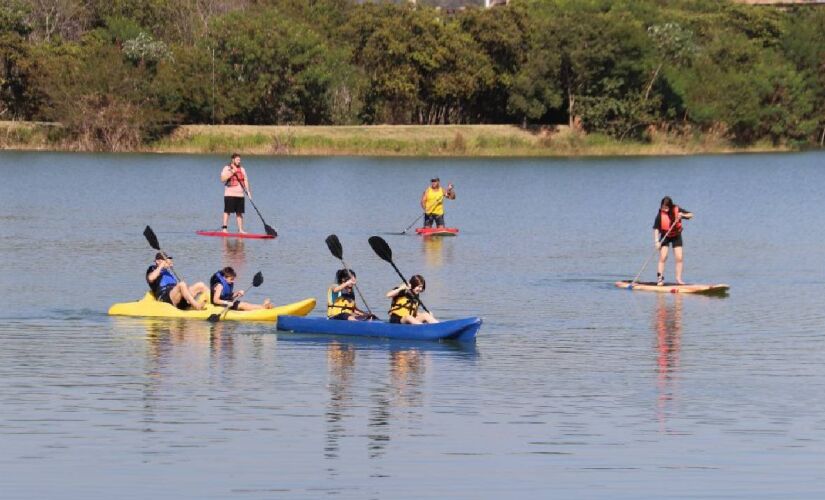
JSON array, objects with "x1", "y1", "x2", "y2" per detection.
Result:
[
  {"x1": 660, "y1": 234, "x2": 683, "y2": 248},
  {"x1": 423, "y1": 213, "x2": 444, "y2": 227},
  {"x1": 157, "y1": 285, "x2": 175, "y2": 304},
  {"x1": 158, "y1": 285, "x2": 192, "y2": 310},
  {"x1": 330, "y1": 312, "x2": 351, "y2": 320},
  {"x1": 224, "y1": 196, "x2": 245, "y2": 215},
  {"x1": 389, "y1": 314, "x2": 403, "y2": 324}
]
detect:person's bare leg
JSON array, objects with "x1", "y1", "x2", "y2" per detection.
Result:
[
  {"x1": 236, "y1": 214, "x2": 245, "y2": 233},
  {"x1": 416, "y1": 311, "x2": 438, "y2": 324},
  {"x1": 401, "y1": 315, "x2": 423, "y2": 325},
  {"x1": 177, "y1": 282, "x2": 205, "y2": 310},
  {"x1": 674, "y1": 247, "x2": 685, "y2": 284},
  {"x1": 657, "y1": 246, "x2": 669, "y2": 284},
  {"x1": 222, "y1": 213, "x2": 230, "y2": 232}
]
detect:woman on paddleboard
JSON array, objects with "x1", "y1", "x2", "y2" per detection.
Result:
[
  {"x1": 327, "y1": 269, "x2": 375, "y2": 321},
  {"x1": 653, "y1": 196, "x2": 693, "y2": 286},
  {"x1": 421, "y1": 177, "x2": 455, "y2": 228},
  {"x1": 386, "y1": 275, "x2": 438, "y2": 324},
  {"x1": 210, "y1": 267, "x2": 273, "y2": 310},
  {"x1": 220, "y1": 153, "x2": 252, "y2": 233}
]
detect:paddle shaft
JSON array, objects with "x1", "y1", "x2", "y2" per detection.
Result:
[
  {"x1": 227, "y1": 171, "x2": 277, "y2": 236},
  {"x1": 339, "y1": 258, "x2": 374, "y2": 317},
  {"x1": 630, "y1": 221, "x2": 682, "y2": 285}
]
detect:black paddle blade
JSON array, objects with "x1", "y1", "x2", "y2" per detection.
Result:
[
  {"x1": 143, "y1": 225, "x2": 160, "y2": 250},
  {"x1": 207, "y1": 313, "x2": 221, "y2": 323},
  {"x1": 252, "y1": 271, "x2": 264, "y2": 287},
  {"x1": 264, "y1": 224, "x2": 278, "y2": 237},
  {"x1": 368, "y1": 236, "x2": 392, "y2": 263},
  {"x1": 325, "y1": 234, "x2": 343, "y2": 260}
]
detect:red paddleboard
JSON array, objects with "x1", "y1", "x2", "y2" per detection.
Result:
[
  {"x1": 415, "y1": 227, "x2": 459, "y2": 236},
  {"x1": 196, "y1": 230, "x2": 275, "y2": 239}
]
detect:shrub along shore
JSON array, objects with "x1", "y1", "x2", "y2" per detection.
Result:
[{"x1": 0, "y1": 122, "x2": 793, "y2": 157}]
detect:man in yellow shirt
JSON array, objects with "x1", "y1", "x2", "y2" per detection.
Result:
[{"x1": 420, "y1": 177, "x2": 455, "y2": 228}]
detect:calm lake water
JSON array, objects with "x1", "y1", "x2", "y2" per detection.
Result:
[{"x1": 1, "y1": 150, "x2": 824, "y2": 499}]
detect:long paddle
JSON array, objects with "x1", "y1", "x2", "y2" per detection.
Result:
[
  {"x1": 368, "y1": 236, "x2": 430, "y2": 313},
  {"x1": 143, "y1": 225, "x2": 181, "y2": 281},
  {"x1": 227, "y1": 171, "x2": 278, "y2": 237},
  {"x1": 207, "y1": 271, "x2": 264, "y2": 322},
  {"x1": 325, "y1": 234, "x2": 375, "y2": 317},
  {"x1": 630, "y1": 220, "x2": 683, "y2": 285}
]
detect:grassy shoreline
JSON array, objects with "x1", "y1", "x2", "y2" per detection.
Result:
[{"x1": 0, "y1": 121, "x2": 794, "y2": 156}]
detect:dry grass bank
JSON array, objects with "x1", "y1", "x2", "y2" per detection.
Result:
[{"x1": 1, "y1": 121, "x2": 791, "y2": 156}]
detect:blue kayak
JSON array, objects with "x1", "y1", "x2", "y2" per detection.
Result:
[{"x1": 276, "y1": 315, "x2": 482, "y2": 342}]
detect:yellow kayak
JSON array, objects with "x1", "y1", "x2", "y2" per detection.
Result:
[{"x1": 108, "y1": 292, "x2": 316, "y2": 321}]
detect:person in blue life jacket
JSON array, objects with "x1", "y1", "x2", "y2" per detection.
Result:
[
  {"x1": 210, "y1": 267, "x2": 273, "y2": 310},
  {"x1": 327, "y1": 269, "x2": 376, "y2": 321},
  {"x1": 146, "y1": 253, "x2": 208, "y2": 310}
]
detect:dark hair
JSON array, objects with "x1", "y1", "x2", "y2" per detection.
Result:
[
  {"x1": 336, "y1": 268, "x2": 355, "y2": 284},
  {"x1": 231, "y1": 153, "x2": 240, "y2": 159},
  {"x1": 409, "y1": 274, "x2": 425, "y2": 292},
  {"x1": 221, "y1": 266, "x2": 236, "y2": 278},
  {"x1": 660, "y1": 196, "x2": 674, "y2": 209}
]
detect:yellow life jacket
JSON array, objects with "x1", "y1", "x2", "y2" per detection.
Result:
[
  {"x1": 424, "y1": 187, "x2": 445, "y2": 216},
  {"x1": 388, "y1": 289, "x2": 419, "y2": 319},
  {"x1": 327, "y1": 287, "x2": 356, "y2": 318}
]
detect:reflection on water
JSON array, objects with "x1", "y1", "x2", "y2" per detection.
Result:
[
  {"x1": 326, "y1": 342, "x2": 356, "y2": 461},
  {"x1": 222, "y1": 238, "x2": 247, "y2": 273},
  {"x1": 422, "y1": 237, "x2": 444, "y2": 267},
  {"x1": 653, "y1": 294, "x2": 682, "y2": 432}
]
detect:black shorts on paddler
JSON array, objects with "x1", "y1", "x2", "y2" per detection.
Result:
[
  {"x1": 660, "y1": 234, "x2": 683, "y2": 248},
  {"x1": 423, "y1": 213, "x2": 444, "y2": 228},
  {"x1": 157, "y1": 285, "x2": 191, "y2": 310},
  {"x1": 224, "y1": 196, "x2": 245, "y2": 215}
]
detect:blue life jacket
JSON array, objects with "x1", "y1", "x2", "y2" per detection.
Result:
[
  {"x1": 210, "y1": 271, "x2": 234, "y2": 303},
  {"x1": 147, "y1": 264, "x2": 178, "y2": 297}
]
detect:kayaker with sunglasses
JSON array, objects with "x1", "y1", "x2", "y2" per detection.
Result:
[
  {"x1": 146, "y1": 253, "x2": 208, "y2": 310},
  {"x1": 327, "y1": 269, "x2": 375, "y2": 321}
]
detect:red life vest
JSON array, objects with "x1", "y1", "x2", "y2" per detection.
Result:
[
  {"x1": 660, "y1": 206, "x2": 682, "y2": 237},
  {"x1": 226, "y1": 167, "x2": 245, "y2": 187}
]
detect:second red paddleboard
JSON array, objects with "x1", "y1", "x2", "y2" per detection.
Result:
[
  {"x1": 415, "y1": 227, "x2": 459, "y2": 236},
  {"x1": 196, "y1": 230, "x2": 275, "y2": 239}
]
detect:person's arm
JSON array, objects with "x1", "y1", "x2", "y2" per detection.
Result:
[
  {"x1": 680, "y1": 209, "x2": 693, "y2": 220},
  {"x1": 445, "y1": 183, "x2": 455, "y2": 200},
  {"x1": 332, "y1": 278, "x2": 355, "y2": 293},
  {"x1": 386, "y1": 284, "x2": 407, "y2": 298},
  {"x1": 220, "y1": 166, "x2": 234, "y2": 183},
  {"x1": 420, "y1": 190, "x2": 428, "y2": 211},
  {"x1": 212, "y1": 284, "x2": 227, "y2": 306},
  {"x1": 653, "y1": 229, "x2": 662, "y2": 248}
]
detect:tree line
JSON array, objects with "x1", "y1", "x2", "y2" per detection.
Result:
[{"x1": 1, "y1": 0, "x2": 824, "y2": 150}]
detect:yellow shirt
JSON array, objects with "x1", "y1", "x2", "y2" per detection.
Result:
[{"x1": 424, "y1": 187, "x2": 445, "y2": 216}]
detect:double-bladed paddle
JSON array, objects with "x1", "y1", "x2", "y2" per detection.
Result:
[
  {"x1": 227, "y1": 171, "x2": 278, "y2": 237},
  {"x1": 325, "y1": 234, "x2": 375, "y2": 318},
  {"x1": 368, "y1": 236, "x2": 429, "y2": 313},
  {"x1": 207, "y1": 271, "x2": 264, "y2": 322},
  {"x1": 143, "y1": 225, "x2": 182, "y2": 281}
]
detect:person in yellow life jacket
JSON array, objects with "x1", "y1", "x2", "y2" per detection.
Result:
[
  {"x1": 653, "y1": 196, "x2": 694, "y2": 286},
  {"x1": 327, "y1": 269, "x2": 375, "y2": 321},
  {"x1": 420, "y1": 177, "x2": 455, "y2": 228},
  {"x1": 386, "y1": 275, "x2": 438, "y2": 324},
  {"x1": 209, "y1": 266, "x2": 273, "y2": 311}
]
